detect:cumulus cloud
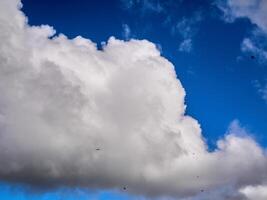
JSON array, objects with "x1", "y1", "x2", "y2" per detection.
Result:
[
  {"x1": 217, "y1": 0, "x2": 267, "y2": 62},
  {"x1": 0, "y1": 0, "x2": 267, "y2": 199},
  {"x1": 240, "y1": 185, "x2": 267, "y2": 200}
]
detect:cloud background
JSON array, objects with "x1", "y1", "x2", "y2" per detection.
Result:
[{"x1": 0, "y1": 0, "x2": 267, "y2": 199}]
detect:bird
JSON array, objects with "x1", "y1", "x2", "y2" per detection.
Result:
[
  {"x1": 96, "y1": 148, "x2": 100, "y2": 151},
  {"x1": 201, "y1": 189, "x2": 204, "y2": 192},
  {"x1": 250, "y1": 55, "x2": 255, "y2": 59},
  {"x1": 123, "y1": 186, "x2": 127, "y2": 190}
]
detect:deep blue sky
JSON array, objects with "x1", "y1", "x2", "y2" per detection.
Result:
[{"x1": 2, "y1": 0, "x2": 267, "y2": 199}]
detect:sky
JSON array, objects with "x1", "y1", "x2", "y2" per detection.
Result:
[{"x1": 0, "y1": 0, "x2": 267, "y2": 199}]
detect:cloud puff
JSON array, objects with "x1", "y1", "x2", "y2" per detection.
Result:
[
  {"x1": 240, "y1": 185, "x2": 267, "y2": 200},
  {"x1": 0, "y1": 0, "x2": 267, "y2": 199}
]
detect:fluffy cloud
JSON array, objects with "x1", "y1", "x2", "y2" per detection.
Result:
[
  {"x1": 217, "y1": 0, "x2": 267, "y2": 61},
  {"x1": 240, "y1": 185, "x2": 267, "y2": 200},
  {"x1": 0, "y1": 0, "x2": 267, "y2": 199}
]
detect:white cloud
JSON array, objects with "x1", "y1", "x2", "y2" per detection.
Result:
[
  {"x1": 217, "y1": 0, "x2": 267, "y2": 62},
  {"x1": 217, "y1": 0, "x2": 267, "y2": 32},
  {"x1": 240, "y1": 185, "x2": 267, "y2": 200},
  {"x1": 0, "y1": 0, "x2": 267, "y2": 199}
]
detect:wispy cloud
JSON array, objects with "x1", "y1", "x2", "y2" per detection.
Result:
[
  {"x1": 241, "y1": 29, "x2": 267, "y2": 62},
  {"x1": 217, "y1": 0, "x2": 267, "y2": 62},
  {"x1": 120, "y1": 0, "x2": 165, "y2": 14},
  {"x1": 122, "y1": 23, "x2": 131, "y2": 40},
  {"x1": 252, "y1": 79, "x2": 267, "y2": 102},
  {"x1": 120, "y1": 0, "x2": 203, "y2": 53},
  {"x1": 172, "y1": 12, "x2": 202, "y2": 53},
  {"x1": 179, "y1": 38, "x2": 192, "y2": 52}
]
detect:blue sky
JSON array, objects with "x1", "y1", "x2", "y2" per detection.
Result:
[{"x1": 1, "y1": 0, "x2": 267, "y2": 199}]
